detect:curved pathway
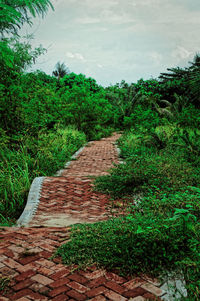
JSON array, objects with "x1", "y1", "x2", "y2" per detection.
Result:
[{"x1": 0, "y1": 133, "x2": 165, "y2": 300}]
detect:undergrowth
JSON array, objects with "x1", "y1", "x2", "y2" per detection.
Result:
[
  {"x1": 57, "y1": 126, "x2": 200, "y2": 300},
  {"x1": 0, "y1": 127, "x2": 86, "y2": 225}
]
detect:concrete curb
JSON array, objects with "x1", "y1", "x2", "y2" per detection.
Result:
[
  {"x1": 55, "y1": 143, "x2": 90, "y2": 176},
  {"x1": 16, "y1": 177, "x2": 45, "y2": 227}
]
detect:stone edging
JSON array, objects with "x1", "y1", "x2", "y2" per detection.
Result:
[
  {"x1": 16, "y1": 177, "x2": 45, "y2": 227},
  {"x1": 55, "y1": 143, "x2": 89, "y2": 176}
]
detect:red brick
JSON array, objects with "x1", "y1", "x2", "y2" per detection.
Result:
[
  {"x1": 105, "y1": 281, "x2": 125, "y2": 294},
  {"x1": 141, "y1": 283, "x2": 164, "y2": 297},
  {"x1": 40, "y1": 251, "x2": 52, "y2": 259},
  {"x1": 4, "y1": 258, "x2": 23, "y2": 270},
  {"x1": 50, "y1": 278, "x2": 70, "y2": 288},
  {"x1": 104, "y1": 290, "x2": 127, "y2": 301},
  {"x1": 123, "y1": 278, "x2": 144, "y2": 290},
  {"x1": 50, "y1": 268, "x2": 71, "y2": 280},
  {"x1": 52, "y1": 294, "x2": 69, "y2": 301},
  {"x1": 143, "y1": 292, "x2": 162, "y2": 300},
  {"x1": 13, "y1": 279, "x2": 33, "y2": 291},
  {"x1": 31, "y1": 274, "x2": 53, "y2": 285},
  {"x1": 84, "y1": 270, "x2": 105, "y2": 280},
  {"x1": 67, "y1": 281, "x2": 89, "y2": 294},
  {"x1": 49, "y1": 285, "x2": 70, "y2": 297},
  {"x1": 37, "y1": 266, "x2": 54, "y2": 276},
  {"x1": 15, "y1": 270, "x2": 36, "y2": 282},
  {"x1": 17, "y1": 262, "x2": 36, "y2": 273},
  {"x1": 90, "y1": 296, "x2": 106, "y2": 301},
  {"x1": 68, "y1": 273, "x2": 87, "y2": 284},
  {"x1": 67, "y1": 290, "x2": 87, "y2": 300},
  {"x1": 10, "y1": 289, "x2": 33, "y2": 300},
  {"x1": 27, "y1": 291, "x2": 48, "y2": 300},
  {"x1": 17, "y1": 254, "x2": 40, "y2": 265},
  {"x1": 35, "y1": 258, "x2": 54, "y2": 268},
  {"x1": 86, "y1": 286, "x2": 108, "y2": 298},
  {"x1": 87, "y1": 276, "x2": 106, "y2": 288},
  {"x1": 123, "y1": 287, "x2": 147, "y2": 298},
  {"x1": 105, "y1": 272, "x2": 126, "y2": 284},
  {"x1": 30, "y1": 282, "x2": 50, "y2": 295}
]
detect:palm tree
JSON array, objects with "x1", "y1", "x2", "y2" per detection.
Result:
[
  {"x1": 52, "y1": 62, "x2": 70, "y2": 80},
  {"x1": 0, "y1": 0, "x2": 54, "y2": 35}
]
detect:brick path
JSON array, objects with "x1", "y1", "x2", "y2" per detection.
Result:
[{"x1": 0, "y1": 133, "x2": 165, "y2": 300}]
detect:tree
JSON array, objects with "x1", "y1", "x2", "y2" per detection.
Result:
[
  {"x1": 53, "y1": 62, "x2": 70, "y2": 80},
  {"x1": 0, "y1": 0, "x2": 54, "y2": 35}
]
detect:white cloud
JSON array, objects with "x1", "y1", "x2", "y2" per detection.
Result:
[
  {"x1": 76, "y1": 17, "x2": 100, "y2": 24},
  {"x1": 66, "y1": 52, "x2": 86, "y2": 62},
  {"x1": 149, "y1": 51, "x2": 162, "y2": 65},
  {"x1": 172, "y1": 46, "x2": 193, "y2": 61}
]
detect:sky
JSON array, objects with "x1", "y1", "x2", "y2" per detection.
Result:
[{"x1": 21, "y1": 0, "x2": 200, "y2": 86}]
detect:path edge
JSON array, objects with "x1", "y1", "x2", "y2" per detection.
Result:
[
  {"x1": 55, "y1": 143, "x2": 91, "y2": 176},
  {"x1": 16, "y1": 143, "x2": 90, "y2": 227},
  {"x1": 16, "y1": 176, "x2": 45, "y2": 227}
]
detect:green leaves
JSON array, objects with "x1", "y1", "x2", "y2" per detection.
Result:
[{"x1": 0, "y1": 0, "x2": 54, "y2": 34}]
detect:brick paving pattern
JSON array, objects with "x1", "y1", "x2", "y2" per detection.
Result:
[{"x1": 0, "y1": 133, "x2": 166, "y2": 300}]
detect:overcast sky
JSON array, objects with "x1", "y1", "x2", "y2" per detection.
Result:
[{"x1": 22, "y1": 0, "x2": 200, "y2": 86}]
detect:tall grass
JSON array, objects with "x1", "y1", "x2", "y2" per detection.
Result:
[{"x1": 0, "y1": 127, "x2": 86, "y2": 225}]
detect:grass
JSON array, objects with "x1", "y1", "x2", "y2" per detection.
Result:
[
  {"x1": 0, "y1": 276, "x2": 10, "y2": 293},
  {"x1": 0, "y1": 126, "x2": 86, "y2": 225},
  {"x1": 56, "y1": 126, "x2": 200, "y2": 300}
]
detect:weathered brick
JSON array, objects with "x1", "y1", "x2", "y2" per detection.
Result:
[
  {"x1": 90, "y1": 296, "x2": 106, "y2": 301},
  {"x1": 84, "y1": 270, "x2": 105, "y2": 280},
  {"x1": 50, "y1": 268, "x2": 71, "y2": 280},
  {"x1": 51, "y1": 294, "x2": 69, "y2": 301},
  {"x1": 86, "y1": 286, "x2": 108, "y2": 298},
  {"x1": 17, "y1": 254, "x2": 40, "y2": 265},
  {"x1": 37, "y1": 266, "x2": 54, "y2": 276},
  {"x1": 68, "y1": 273, "x2": 87, "y2": 284},
  {"x1": 31, "y1": 274, "x2": 53, "y2": 285},
  {"x1": 48, "y1": 285, "x2": 70, "y2": 297},
  {"x1": 131, "y1": 297, "x2": 146, "y2": 301},
  {"x1": 67, "y1": 281, "x2": 89, "y2": 294},
  {"x1": 13, "y1": 279, "x2": 33, "y2": 291},
  {"x1": 49, "y1": 278, "x2": 70, "y2": 288},
  {"x1": 123, "y1": 287, "x2": 147, "y2": 298},
  {"x1": 105, "y1": 272, "x2": 126, "y2": 284},
  {"x1": 143, "y1": 292, "x2": 162, "y2": 300},
  {"x1": 4, "y1": 258, "x2": 23, "y2": 270},
  {"x1": 105, "y1": 281, "x2": 125, "y2": 294},
  {"x1": 10, "y1": 289, "x2": 33, "y2": 300},
  {"x1": 104, "y1": 290, "x2": 127, "y2": 301},
  {"x1": 123, "y1": 278, "x2": 145, "y2": 290},
  {"x1": 15, "y1": 270, "x2": 36, "y2": 282},
  {"x1": 141, "y1": 283, "x2": 164, "y2": 297},
  {"x1": 87, "y1": 276, "x2": 106, "y2": 288},
  {"x1": 67, "y1": 290, "x2": 87, "y2": 300}
]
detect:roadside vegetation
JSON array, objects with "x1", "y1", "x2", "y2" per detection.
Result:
[
  {"x1": 1, "y1": 1, "x2": 200, "y2": 299},
  {"x1": 56, "y1": 59, "x2": 200, "y2": 299}
]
